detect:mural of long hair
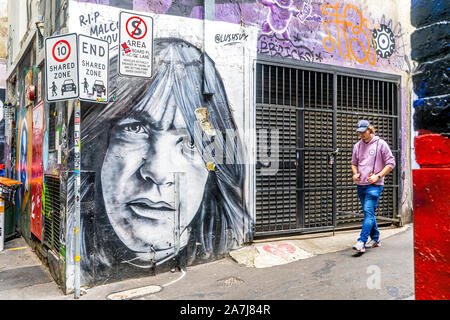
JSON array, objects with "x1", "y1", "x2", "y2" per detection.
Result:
[{"x1": 68, "y1": 38, "x2": 250, "y2": 284}]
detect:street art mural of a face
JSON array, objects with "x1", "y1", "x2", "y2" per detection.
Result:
[{"x1": 78, "y1": 38, "x2": 250, "y2": 283}]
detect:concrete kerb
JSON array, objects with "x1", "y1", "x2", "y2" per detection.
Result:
[{"x1": 229, "y1": 224, "x2": 412, "y2": 268}]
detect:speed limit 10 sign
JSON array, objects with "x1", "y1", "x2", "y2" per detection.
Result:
[{"x1": 45, "y1": 33, "x2": 79, "y2": 102}]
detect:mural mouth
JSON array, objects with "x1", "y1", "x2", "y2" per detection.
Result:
[{"x1": 127, "y1": 198, "x2": 175, "y2": 219}]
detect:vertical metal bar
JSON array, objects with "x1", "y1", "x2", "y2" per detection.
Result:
[
  {"x1": 308, "y1": 71, "x2": 311, "y2": 108},
  {"x1": 362, "y1": 78, "x2": 365, "y2": 114},
  {"x1": 0, "y1": 191, "x2": 4, "y2": 252},
  {"x1": 276, "y1": 67, "x2": 278, "y2": 106},
  {"x1": 352, "y1": 78, "x2": 354, "y2": 111},
  {"x1": 356, "y1": 78, "x2": 359, "y2": 116},
  {"x1": 391, "y1": 82, "x2": 395, "y2": 220},
  {"x1": 296, "y1": 69, "x2": 298, "y2": 107},
  {"x1": 261, "y1": 64, "x2": 264, "y2": 104},
  {"x1": 391, "y1": 82, "x2": 394, "y2": 116},
  {"x1": 173, "y1": 172, "x2": 183, "y2": 265},
  {"x1": 74, "y1": 100, "x2": 81, "y2": 299},
  {"x1": 372, "y1": 80, "x2": 375, "y2": 114},
  {"x1": 275, "y1": 67, "x2": 279, "y2": 230},
  {"x1": 377, "y1": 80, "x2": 380, "y2": 115},
  {"x1": 283, "y1": 67, "x2": 285, "y2": 106},
  {"x1": 269, "y1": 66, "x2": 271, "y2": 104},
  {"x1": 281, "y1": 67, "x2": 286, "y2": 229},
  {"x1": 289, "y1": 68, "x2": 292, "y2": 107},
  {"x1": 298, "y1": 69, "x2": 305, "y2": 228},
  {"x1": 346, "y1": 76, "x2": 348, "y2": 111},
  {"x1": 332, "y1": 73, "x2": 337, "y2": 228},
  {"x1": 396, "y1": 82, "x2": 401, "y2": 223},
  {"x1": 294, "y1": 68, "x2": 298, "y2": 229},
  {"x1": 321, "y1": 73, "x2": 323, "y2": 109},
  {"x1": 314, "y1": 72, "x2": 317, "y2": 108},
  {"x1": 204, "y1": 0, "x2": 215, "y2": 20},
  {"x1": 260, "y1": 65, "x2": 265, "y2": 230}
]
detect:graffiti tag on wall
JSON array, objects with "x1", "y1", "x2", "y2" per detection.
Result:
[
  {"x1": 258, "y1": 33, "x2": 323, "y2": 62},
  {"x1": 321, "y1": 1, "x2": 377, "y2": 66}
]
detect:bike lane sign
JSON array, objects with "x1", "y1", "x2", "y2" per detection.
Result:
[
  {"x1": 45, "y1": 33, "x2": 79, "y2": 102},
  {"x1": 78, "y1": 35, "x2": 109, "y2": 103},
  {"x1": 119, "y1": 11, "x2": 153, "y2": 78}
]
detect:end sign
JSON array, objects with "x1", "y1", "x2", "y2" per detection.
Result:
[
  {"x1": 78, "y1": 35, "x2": 109, "y2": 103},
  {"x1": 45, "y1": 33, "x2": 79, "y2": 102},
  {"x1": 119, "y1": 11, "x2": 153, "y2": 78}
]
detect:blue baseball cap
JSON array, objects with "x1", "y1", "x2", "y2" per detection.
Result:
[{"x1": 356, "y1": 120, "x2": 370, "y2": 132}]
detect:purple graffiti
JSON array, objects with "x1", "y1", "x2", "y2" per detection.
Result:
[
  {"x1": 260, "y1": 0, "x2": 300, "y2": 39},
  {"x1": 258, "y1": 33, "x2": 323, "y2": 62},
  {"x1": 260, "y1": 0, "x2": 321, "y2": 39}
]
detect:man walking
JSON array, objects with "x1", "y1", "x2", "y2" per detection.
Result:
[{"x1": 351, "y1": 120, "x2": 395, "y2": 253}]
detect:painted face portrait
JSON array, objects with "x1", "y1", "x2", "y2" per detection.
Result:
[
  {"x1": 78, "y1": 38, "x2": 250, "y2": 282},
  {"x1": 100, "y1": 94, "x2": 208, "y2": 261}
]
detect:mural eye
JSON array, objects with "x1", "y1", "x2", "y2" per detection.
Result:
[
  {"x1": 122, "y1": 122, "x2": 146, "y2": 135},
  {"x1": 181, "y1": 137, "x2": 198, "y2": 156}
]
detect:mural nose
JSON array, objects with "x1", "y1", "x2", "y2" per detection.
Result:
[{"x1": 139, "y1": 154, "x2": 174, "y2": 186}]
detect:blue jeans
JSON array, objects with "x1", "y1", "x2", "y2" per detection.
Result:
[{"x1": 357, "y1": 185, "x2": 383, "y2": 244}]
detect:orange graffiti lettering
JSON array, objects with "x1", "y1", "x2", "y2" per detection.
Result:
[{"x1": 321, "y1": 1, "x2": 376, "y2": 66}]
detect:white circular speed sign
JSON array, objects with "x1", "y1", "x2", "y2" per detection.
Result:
[{"x1": 52, "y1": 40, "x2": 71, "y2": 62}]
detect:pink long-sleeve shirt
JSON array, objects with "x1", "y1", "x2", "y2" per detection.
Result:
[{"x1": 351, "y1": 135, "x2": 396, "y2": 186}]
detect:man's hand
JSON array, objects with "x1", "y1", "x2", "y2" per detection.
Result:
[
  {"x1": 352, "y1": 173, "x2": 361, "y2": 182},
  {"x1": 367, "y1": 173, "x2": 380, "y2": 184}
]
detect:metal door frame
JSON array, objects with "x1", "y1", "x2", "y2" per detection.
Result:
[{"x1": 255, "y1": 55, "x2": 402, "y2": 237}]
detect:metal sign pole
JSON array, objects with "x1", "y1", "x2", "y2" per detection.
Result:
[
  {"x1": 173, "y1": 172, "x2": 181, "y2": 263},
  {"x1": 74, "y1": 100, "x2": 81, "y2": 299},
  {"x1": 0, "y1": 192, "x2": 4, "y2": 252}
]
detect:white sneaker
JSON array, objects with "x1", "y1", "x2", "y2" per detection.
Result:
[
  {"x1": 352, "y1": 241, "x2": 365, "y2": 253},
  {"x1": 366, "y1": 239, "x2": 381, "y2": 248}
]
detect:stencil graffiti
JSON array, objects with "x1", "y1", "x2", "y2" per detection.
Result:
[
  {"x1": 372, "y1": 24, "x2": 395, "y2": 59},
  {"x1": 375, "y1": 15, "x2": 411, "y2": 73}
]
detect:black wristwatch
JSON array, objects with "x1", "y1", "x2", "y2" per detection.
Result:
[{"x1": 377, "y1": 174, "x2": 382, "y2": 179}]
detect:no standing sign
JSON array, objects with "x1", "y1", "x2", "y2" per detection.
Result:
[
  {"x1": 119, "y1": 11, "x2": 154, "y2": 78},
  {"x1": 45, "y1": 33, "x2": 79, "y2": 102}
]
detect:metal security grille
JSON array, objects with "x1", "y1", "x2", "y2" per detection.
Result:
[
  {"x1": 336, "y1": 76, "x2": 400, "y2": 226},
  {"x1": 43, "y1": 175, "x2": 62, "y2": 253},
  {"x1": 255, "y1": 57, "x2": 400, "y2": 236}
]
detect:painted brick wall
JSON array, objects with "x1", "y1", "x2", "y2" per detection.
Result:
[{"x1": 411, "y1": 0, "x2": 450, "y2": 300}]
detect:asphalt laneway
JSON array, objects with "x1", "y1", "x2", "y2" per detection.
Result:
[
  {"x1": 137, "y1": 225, "x2": 414, "y2": 300},
  {"x1": 0, "y1": 225, "x2": 414, "y2": 300}
]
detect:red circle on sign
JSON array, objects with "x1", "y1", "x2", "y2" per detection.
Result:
[
  {"x1": 126, "y1": 16, "x2": 148, "y2": 40},
  {"x1": 52, "y1": 40, "x2": 71, "y2": 62}
]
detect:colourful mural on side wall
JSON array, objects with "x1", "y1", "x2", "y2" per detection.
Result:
[
  {"x1": 31, "y1": 101, "x2": 44, "y2": 240},
  {"x1": 15, "y1": 97, "x2": 32, "y2": 238}
]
